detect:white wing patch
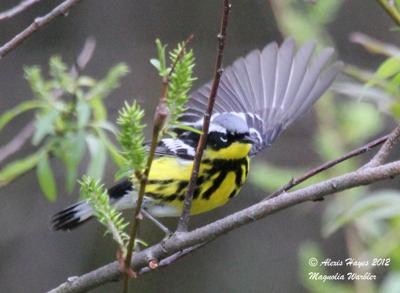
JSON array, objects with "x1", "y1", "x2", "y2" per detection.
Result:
[{"x1": 161, "y1": 138, "x2": 196, "y2": 157}]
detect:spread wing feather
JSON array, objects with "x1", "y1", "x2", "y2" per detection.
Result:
[{"x1": 182, "y1": 38, "x2": 342, "y2": 155}]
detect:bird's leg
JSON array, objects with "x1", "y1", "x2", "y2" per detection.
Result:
[{"x1": 141, "y1": 209, "x2": 172, "y2": 236}]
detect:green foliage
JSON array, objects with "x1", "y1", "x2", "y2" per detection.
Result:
[
  {"x1": 323, "y1": 190, "x2": 400, "y2": 237},
  {"x1": 1, "y1": 37, "x2": 196, "y2": 255},
  {"x1": 79, "y1": 175, "x2": 130, "y2": 254},
  {"x1": 117, "y1": 101, "x2": 147, "y2": 176},
  {"x1": 250, "y1": 163, "x2": 305, "y2": 192},
  {"x1": 151, "y1": 39, "x2": 168, "y2": 77},
  {"x1": 339, "y1": 38, "x2": 400, "y2": 120},
  {"x1": 0, "y1": 100, "x2": 44, "y2": 131},
  {"x1": 0, "y1": 153, "x2": 39, "y2": 187},
  {"x1": 338, "y1": 101, "x2": 383, "y2": 146},
  {"x1": 250, "y1": 1, "x2": 400, "y2": 292},
  {"x1": 271, "y1": 0, "x2": 343, "y2": 45},
  {"x1": 151, "y1": 39, "x2": 196, "y2": 134},
  {"x1": 84, "y1": 38, "x2": 196, "y2": 247},
  {"x1": 0, "y1": 55, "x2": 129, "y2": 199},
  {"x1": 36, "y1": 151, "x2": 57, "y2": 201},
  {"x1": 167, "y1": 42, "x2": 196, "y2": 130},
  {"x1": 86, "y1": 63, "x2": 129, "y2": 101}
]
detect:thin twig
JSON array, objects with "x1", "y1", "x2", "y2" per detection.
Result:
[
  {"x1": 0, "y1": 0, "x2": 42, "y2": 21},
  {"x1": 72, "y1": 37, "x2": 96, "y2": 75},
  {"x1": 121, "y1": 87, "x2": 167, "y2": 292},
  {"x1": 0, "y1": 0, "x2": 84, "y2": 59},
  {"x1": 168, "y1": 34, "x2": 194, "y2": 80},
  {"x1": 137, "y1": 242, "x2": 207, "y2": 275},
  {"x1": 350, "y1": 32, "x2": 400, "y2": 57},
  {"x1": 376, "y1": 0, "x2": 400, "y2": 26},
  {"x1": 121, "y1": 36, "x2": 194, "y2": 292},
  {"x1": 0, "y1": 123, "x2": 34, "y2": 164},
  {"x1": 176, "y1": 0, "x2": 231, "y2": 232},
  {"x1": 266, "y1": 133, "x2": 390, "y2": 199},
  {"x1": 364, "y1": 125, "x2": 400, "y2": 168},
  {"x1": 49, "y1": 159, "x2": 400, "y2": 293}
]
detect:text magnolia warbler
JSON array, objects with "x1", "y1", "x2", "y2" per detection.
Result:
[{"x1": 52, "y1": 38, "x2": 342, "y2": 231}]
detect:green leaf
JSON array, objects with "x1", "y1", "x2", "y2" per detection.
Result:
[
  {"x1": 154, "y1": 39, "x2": 168, "y2": 77},
  {"x1": 57, "y1": 131, "x2": 86, "y2": 192},
  {"x1": 36, "y1": 151, "x2": 57, "y2": 201},
  {"x1": 76, "y1": 100, "x2": 91, "y2": 128},
  {"x1": 85, "y1": 63, "x2": 129, "y2": 101},
  {"x1": 0, "y1": 100, "x2": 44, "y2": 131},
  {"x1": 167, "y1": 43, "x2": 196, "y2": 129},
  {"x1": 390, "y1": 102, "x2": 400, "y2": 120},
  {"x1": 174, "y1": 124, "x2": 203, "y2": 135},
  {"x1": 250, "y1": 163, "x2": 307, "y2": 192},
  {"x1": 32, "y1": 109, "x2": 60, "y2": 145},
  {"x1": 90, "y1": 99, "x2": 107, "y2": 121},
  {"x1": 79, "y1": 175, "x2": 131, "y2": 253},
  {"x1": 77, "y1": 76, "x2": 96, "y2": 87},
  {"x1": 94, "y1": 128, "x2": 124, "y2": 167},
  {"x1": 338, "y1": 101, "x2": 383, "y2": 145},
  {"x1": 114, "y1": 166, "x2": 131, "y2": 181},
  {"x1": 309, "y1": 0, "x2": 344, "y2": 26},
  {"x1": 92, "y1": 121, "x2": 119, "y2": 135},
  {"x1": 0, "y1": 153, "x2": 39, "y2": 187},
  {"x1": 117, "y1": 101, "x2": 147, "y2": 171},
  {"x1": 86, "y1": 135, "x2": 107, "y2": 179},
  {"x1": 49, "y1": 56, "x2": 75, "y2": 93},
  {"x1": 376, "y1": 57, "x2": 400, "y2": 80},
  {"x1": 24, "y1": 66, "x2": 51, "y2": 100},
  {"x1": 324, "y1": 190, "x2": 400, "y2": 236}
]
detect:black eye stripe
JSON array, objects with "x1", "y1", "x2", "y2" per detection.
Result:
[{"x1": 206, "y1": 131, "x2": 250, "y2": 150}]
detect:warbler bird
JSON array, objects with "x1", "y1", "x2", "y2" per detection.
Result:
[{"x1": 52, "y1": 38, "x2": 342, "y2": 231}]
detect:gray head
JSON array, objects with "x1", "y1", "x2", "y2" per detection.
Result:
[
  {"x1": 211, "y1": 113, "x2": 250, "y2": 134},
  {"x1": 205, "y1": 113, "x2": 254, "y2": 150}
]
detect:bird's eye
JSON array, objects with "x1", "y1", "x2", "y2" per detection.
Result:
[{"x1": 220, "y1": 136, "x2": 228, "y2": 143}]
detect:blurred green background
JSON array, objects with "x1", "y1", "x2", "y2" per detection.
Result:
[{"x1": 1, "y1": 0, "x2": 400, "y2": 292}]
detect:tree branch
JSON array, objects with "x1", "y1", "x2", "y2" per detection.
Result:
[
  {"x1": 376, "y1": 0, "x2": 400, "y2": 26},
  {"x1": 176, "y1": 0, "x2": 231, "y2": 232},
  {"x1": 364, "y1": 125, "x2": 400, "y2": 168},
  {"x1": 350, "y1": 32, "x2": 400, "y2": 57},
  {"x1": 49, "y1": 157, "x2": 400, "y2": 293},
  {"x1": 0, "y1": 0, "x2": 42, "y2": 21},
  {"x1": 266, "y1": 132, "x2": 391, "y2": 199},
  {"x1": 121, "y1": 35, "x2": 194, "y2": 291},
  {"x1": 0, "y1": 122, "x2": 34, "y2": 165},
  {"x1": 0, "y1": 0, "x2": 84, "y2": 59}
]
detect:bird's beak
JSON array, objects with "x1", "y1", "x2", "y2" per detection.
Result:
[{"x1": 240, "y1": 134, "x2": 256, "y2": 144}]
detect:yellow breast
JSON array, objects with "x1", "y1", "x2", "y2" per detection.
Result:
[{"x1": 143, "y1": 151, "x2": 250, "y2": 216}]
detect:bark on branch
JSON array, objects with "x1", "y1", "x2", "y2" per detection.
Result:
[
  {"x1": 0, "y1": 0, "x2": 84, "y2": 59},
  {"x1": 48, "y1": 157, "x2": 400, "y2": 293},
  {"x1": 0, "y1": 0, "x2": 43, "y2": 21},
  {"x1": 176, "y1": 0, "x2": 231, "y2": 232}
]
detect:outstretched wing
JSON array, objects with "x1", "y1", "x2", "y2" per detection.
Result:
[{"x1": 181, "y1": 38, "x2": 342, "y2": 155}]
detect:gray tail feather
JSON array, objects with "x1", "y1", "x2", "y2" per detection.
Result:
[{"x1": 51, "y1": 201, "x2": 93, "y2": 231}]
